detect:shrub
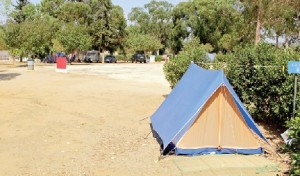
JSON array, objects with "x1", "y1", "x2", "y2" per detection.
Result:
[
  {"x1": 163, "y1": 37, "x2": 211, "y2": 88},
  {"x1": 155, "y1": 55, "x2": 163, "y2": 62},
  {"x1": 116, "y1": 55, "x2": 126, "y2": 61},
  {"x1": 226, "y1": 43, "x2": 299, "y2": 126},
  {"x1": 287, "y1": 117, "x2": 300, "y2": 175}
]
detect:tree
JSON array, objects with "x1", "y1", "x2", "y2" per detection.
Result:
[
  {"x1": 128, "y1": 0, "x2": 173, "y2": 51},
  {"x1": 0, "y1": 26, "x2": 8, "y2": 50},
  {"x1": 106, "y1": 5, "x2": 127, "y2": 52},
  {"x1": 57, "y1": 23, "x2": 92, "y2": 53},
  {"x1": 128, "y1": 7, "x2": 149, "y2": 32},
  {"x1": 126, "y1": 32, "x2": 162, "y2": 56},
  {"x1": 56, "y1": 1, "x2": 91, "y2": 24},
  {"x1": 169, "y1": 1, "x2": 191, "y2": 54},
  {"x1": 144, "y1": 0, "x2": 173, "y2": 49},
  {"x1": 88, "y1": 0, "x2": 126, "y2": 54},
  {"x1": 241, "y1": 0, "x2": 299, "y2": 46},
  {"x1": 89, "y1": 0, "x2": 112, "y2": 52},
  {"x1": 19, "y1": 15, "x2": 59, "y2": 58},
  {"x1": 171, "y1": 0, "x2": 244, "y2": 53},
  {"x1": 5, "y1": 7, "x2": 60, "y2": 59},
  {"x1": 4, "y1": 22, "x2": 23, "y2": 57},
  {"x1": 40, "y1": 0, "x2": 65, "y2": 18},
  {"x1": 11, "y1": 0, "x2": 29, "y2": 23}
]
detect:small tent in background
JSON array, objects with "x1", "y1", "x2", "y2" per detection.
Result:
[{"x1": 150, "y1": 64, "x2": 268, "y2": 155}]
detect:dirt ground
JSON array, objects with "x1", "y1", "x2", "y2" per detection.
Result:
[{"x1": 0, "y1": 62, "x2": 289, "y2": 175}]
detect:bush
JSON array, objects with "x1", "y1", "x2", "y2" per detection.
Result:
[
  {"x1": 163, "y1": 37, "x2": 211, "y2": 88},
  {"x1": 155, "y1": 55, "x2": 163, "y2": 62},
  {"x1": 287, "y1": 117, "x2": 300, "y2": 175},
  {"x1": 116, "y1": 55, "x2": 126, "y2": 61},
  {"x1": 226, "y1": 43, "x2": 299, "y2": 126}
]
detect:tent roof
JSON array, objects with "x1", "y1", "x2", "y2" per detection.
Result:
[{"x1": 150, "y1": 64, "x2": 267, "y2": 151}]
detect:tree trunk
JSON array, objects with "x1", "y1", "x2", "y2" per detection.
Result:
[
  {"x1": 101, "y1": 47, "x2": 105, "y2": 64},
  {"x1": 284, "y1": 36, "x2": 289, "y2": 48},
  {"x1": 255, "y1": 3, "x2": 262, "y2": 45}
]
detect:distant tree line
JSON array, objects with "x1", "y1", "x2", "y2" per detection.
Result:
[
  {"x1": 0, "y1": 0, "x2": 127, "y2": 61},
  {"x1": 0, "y1": 0, "x2": 299, "y2": 60}
]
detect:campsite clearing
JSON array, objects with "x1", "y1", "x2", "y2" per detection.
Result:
[{"x1": 0, "y1": 63, "x2": 285, "y2": 175}]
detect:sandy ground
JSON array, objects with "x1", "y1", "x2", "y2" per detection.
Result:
[{"x1": 0, "y1": 62, "x2": 283, "y2": 176}]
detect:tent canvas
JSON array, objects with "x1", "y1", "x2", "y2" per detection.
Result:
[{"x1": 150, "y1": 64, "x2": 267, "y2": 155}]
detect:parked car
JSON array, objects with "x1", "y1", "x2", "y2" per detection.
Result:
[
  {"x1": 104, "y1": 55, "x2": 117, "y2": 63},
  {"x1": 56, "y1": 52, "x2": 66, "y2": 57},
  {"x1": 83, "y1": 50, "x2": 100, "y2": 63},
  {"x1": 132, "y1": 53, "x2": 147, "y2": 63},
  {"x1": 43, "y1": 54, "x2": 55, "y2": 63},
  {"x1": 43, "y1": 52, "x2": 66, "y2": 63}
]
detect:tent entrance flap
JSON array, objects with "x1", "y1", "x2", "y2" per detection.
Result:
[{"x1": 177, "y1": 86, "x2": 260, "y2": 151}]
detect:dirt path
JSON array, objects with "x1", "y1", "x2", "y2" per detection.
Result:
[{"x1": 0, "y1": 63, "x2": 280, "y2": 175}]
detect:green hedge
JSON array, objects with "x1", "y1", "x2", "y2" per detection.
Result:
[
  {"x1": 287, "y1": 117, "x2": 300, "y2": 175},
  {"x1": 155, "y1": 55, "x2": 163, "y2": 62},
  {"x1": 225, "y1": 44, "x2": 299, "y2": 126},
  {"x1": 163, "y1": 38, "x2": 210, "y2": 88}
]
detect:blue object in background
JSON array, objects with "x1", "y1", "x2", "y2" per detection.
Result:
[{"x1": 288, "y1": 61, "x2": 300, "y2": 74}]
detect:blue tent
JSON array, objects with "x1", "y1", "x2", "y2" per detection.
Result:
[{"x1": 150, "y1": 64, "x2": 268, "y2": 155}]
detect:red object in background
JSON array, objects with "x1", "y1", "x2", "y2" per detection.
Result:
[{"x1": 56, "y1": 57, "x2": 67, "y2": 69}]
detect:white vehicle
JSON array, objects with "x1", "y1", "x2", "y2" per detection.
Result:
[{"x1": 83, "y1": 50, "x2": 101, "y2": 63}]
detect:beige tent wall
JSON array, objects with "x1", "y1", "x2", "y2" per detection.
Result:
[{"x1": 177, "y1": 86, "x2": 260, "y2": 150}]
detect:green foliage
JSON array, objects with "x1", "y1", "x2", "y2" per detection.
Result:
[
  {"x1": 241, "y1": 0, "x2": 299, "y2": 44},
  {"x1": 40, "y1": 0, "x2": 65, "y2": 17},
  {"x1": 89, "y1": 1, "x2": 127, "y2": 53},
  {"x1": 56, "y1": 2, "x2": 91, "y2": 24},
  {"x1": 51, "y1": 39, "x2": 65, "y2": 53},
  {"x1": 0, "y1": 26, "x2": 8, "y2": 50},
  {"x1": 128, "y1": 0, "x2": 173, "y2": 49},
  {"x1": 5, "y1": 14, "x2": 59, "y2": 58},
  {"x1": 126, "y1": 32, "x2": 162, "y2": 54},
  {"x1": 4, "y1": 0, "x2": 127, "y2": 58},
  {"x1": 4, "y1": 22, "x2": 21, "y2": 49},
  {"x1": 115, "y1": 55, "x2": 126, "y2": 61},
  {"x1": 226, "y1": 43, "x2": 299, "y2": 126},
  {"x1": 22, "y1": 3, "x2": 38, "y2": 21},
  {"x1": 11, "y1": 0, "x2": 30, "y2": 23},
  {"x1": 287, "y1": 117, "x2": 300, "y2": 175},
  {"x1": 155, "y1": 55, "x2": 163, "y2": 62},
  {"x1": 21, "y1": 15, "x2": 59, "y2": 57},
  {"x1": 57, "y1": 23, "x2": 92, "y2": 53},
  {"x1": 106, "y1": 5, "x2": 127, "y2": 52},
  {"x1": 164, "y1": 37, "x2": 210, "y2": 88},
  {"x1": 171, "y1": 0, "x2": 244, "y2": 53}
]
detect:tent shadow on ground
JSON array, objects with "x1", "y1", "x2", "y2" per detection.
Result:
[
  {"x1": 0, "y1": 73, "x2": 21, "y2": 81},
  {"x1": 149, "y1": 123, "x2": 175, "y2": 156}
]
